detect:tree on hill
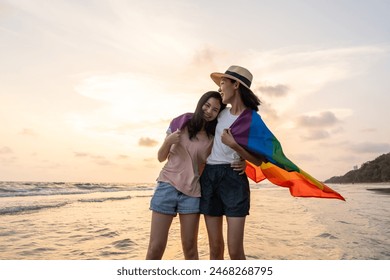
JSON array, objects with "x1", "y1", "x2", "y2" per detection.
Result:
[{"x1": 325, "y1": 153, "x2": 390, "y2": 183}]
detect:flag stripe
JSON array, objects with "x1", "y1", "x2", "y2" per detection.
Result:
[
  {"x1": 246, "y1": 162, "x2": 345, "y2": 200},
  {"x1": 233, "y1": 109, "x2": 345, "y2": 201}
]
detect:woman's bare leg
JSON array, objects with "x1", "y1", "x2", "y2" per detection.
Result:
[
  {"x1": 179, "y1": 213, "x2": 200, "y2": 259},
  {"x1": 204, "y1": 215, "x2": 224, "y2": 259},
  {"x1": 145, "y1": 211, "x2": 174, "y2": 259},
  {"x1": 226, "y1": 216, "x2": 246, "y2": 260}
]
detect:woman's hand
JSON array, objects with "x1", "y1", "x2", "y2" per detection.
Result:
[
  {"x1": 157, "y1": 129, "x2": 181, "y2": 162},
  {"x1": 222, "y1": 128, "x2": 265, "y2": 168},
  {"x1": 231, "y1": 158, "x2": 247, "y2": 175},
  {"x1": 165, "y1": 129, "x2": 181, "y2": 146},
  {"x1": 221, "y1": 128, "x2": 238, "y2": 148}
]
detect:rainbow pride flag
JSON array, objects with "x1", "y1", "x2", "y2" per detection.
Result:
[
  {"x1": 169, "y1": 111, "x2": 345, "y2": 201},
  {"x1": 230, "y1": 109, "x2": 345, "y2": 200}
]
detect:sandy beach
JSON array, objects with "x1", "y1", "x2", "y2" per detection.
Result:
[{"x1": 0, "y1": 182, "x2": 389, "y2": 260}]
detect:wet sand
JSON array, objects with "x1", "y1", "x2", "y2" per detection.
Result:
[{"x1": 1, "y1": 183, "x2": 389, "y2": 260}]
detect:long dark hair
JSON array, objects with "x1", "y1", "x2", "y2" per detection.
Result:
[
  {"x1": 228, "y1": 78, "x2": 261, "y2": 111},
  {"x1": 186, "y1": 91, "x2": 226, "y2": 140},
  {"x1": 239, "y1": 84, "x2": 261, "y2": 111}
]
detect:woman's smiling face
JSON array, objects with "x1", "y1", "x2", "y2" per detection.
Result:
[
  {"x1": 219, "y1": 77, "x2": 237, "y2": 104},
  {"x1": 202, "y1": 97, "x2": 221, "y2": 122}
]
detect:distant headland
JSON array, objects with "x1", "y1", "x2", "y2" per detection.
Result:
[{"x1": 324, "y1": 152, "x2": 390, "y2": 184}]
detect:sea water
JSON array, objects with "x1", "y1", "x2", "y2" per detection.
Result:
[{"x1": 0, "y1": 181, "x2": 389, "y2": 260}]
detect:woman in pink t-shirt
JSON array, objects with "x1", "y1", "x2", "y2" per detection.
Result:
[{"x1": 146, "y1": 91, "x2": 230, "y2": 260}]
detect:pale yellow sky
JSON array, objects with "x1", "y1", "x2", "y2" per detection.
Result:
[{"x1": 1, "y1": 0, "x2": 390, "y2": 183}]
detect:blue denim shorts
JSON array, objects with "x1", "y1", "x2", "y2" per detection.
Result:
[{"x1": 150, "y1": 181, "x2": 200, "y2": 216}]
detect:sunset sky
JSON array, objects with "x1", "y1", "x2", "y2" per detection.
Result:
[{"x1": 1, "y1": 0, "x2": 390, "y2": 183}]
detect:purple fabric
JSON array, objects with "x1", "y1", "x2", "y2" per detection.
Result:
[
  {"x1": 169, "y1": 113, "x2": 193, "y2": 132},
  {"x1": 229, "y1": 109, "x2": 251, "y2": 147}
]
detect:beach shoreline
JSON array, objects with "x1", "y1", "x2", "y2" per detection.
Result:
[
  {"x1": 366, "y1": 188, "x2": 390, "y2": 194},
  {"x1": 0, "y1": 182, "x2": 389, "y2": 260}
]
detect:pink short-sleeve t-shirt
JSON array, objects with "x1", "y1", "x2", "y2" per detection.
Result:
[{"x1": 157, "y1": 127, "x2": 213, "y2": 197}]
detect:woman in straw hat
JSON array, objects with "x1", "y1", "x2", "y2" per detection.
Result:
[
  {"x1": 146, "y1": 91, "x2": 232, "y2": 260},
  {"x1": 200, "y1": 66, "x2": 264, "y2": 260}
]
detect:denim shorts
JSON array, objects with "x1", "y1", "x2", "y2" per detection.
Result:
[
  {"x1": 200, "y1": 164, "x2": 250, "y2": 217},
  {"x1": 150, "y1": 181, "x2": 200, "y2": 216}
]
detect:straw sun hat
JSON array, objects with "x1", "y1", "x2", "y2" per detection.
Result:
[{"x1": 210, "y1": 65, "x2": 254, "y2": 94}]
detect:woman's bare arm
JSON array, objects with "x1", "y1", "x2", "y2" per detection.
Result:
[
  {"x1": 157, "y1": 129, "x2": 181, "y2": 162},
  {"x1": 221, "y1": 128, "x2": 265, "y2": 166}
]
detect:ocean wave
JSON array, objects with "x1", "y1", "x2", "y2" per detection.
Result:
[
  {"x1": 0, "y1": 187, "x2": 20, "y2": 193},
  {"x1": 0, "y1": 182, "x2": 153, "y2": 198},
  {"x1": 317, "y1": 232, "x2": 338, "y2": 239},
  {"x1": 74, "y1": 183, "x2": 120, "y2": 191},
  {"x1": 78, "y1": 196, "x2": 132, "y2": 203},
  {"x1": 0, "y1": 190, "x2": 94, "y2": 198},
  {"x1": 111, "y1": 238, "x2": 136, "y2": 249},
  {"x1": 0, "y1": 202, "x2": 70, "y2": 216},
  {"x1": 0, "y1": 194, "x2": 140, "y2": 215}
]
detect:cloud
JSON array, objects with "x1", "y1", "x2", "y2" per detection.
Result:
[
  {"x1": 290, "y1": 153, "x2": 319, "y2": 162},
  {"x1": 360, "y1": 128, "x2": 377, "y2": 133},
  {"x1": 297, "y1": 111, "x2": 340, "y2": 127},
  {"x1": 244, "y1": 45, "x2": 388, "y2": 114},
  {"x1": 349, "y1": 142, "x2": 390, "y2": 154},
  {"x1": 74, "y1": 72, "x2": 191, "y2": 124},
  {"x1": 0, "y1": 146, "x2": 13, "y2": 154},
  {"x1": 143, "y1": 157, "x2": 159, "y2": 169},
  {"x1": 139, "y1": 137, "x2": 158, "y2": 147},
  {"x1": 0, "y1": 156, "x2": 18, "y2": 165},
  {"x1": 295, "y1": 110, "x2": 351, "y2": 140},
  {"x1": 19, "y1": 128, "x2": 37, "y2": 136},
  {"x1": 6, "y1": 0, "x2": 198, "y2": 65},
  {"x1": 74, "y1": 152, "x2": 104, "y2": 160},
  {"x1": 192, "y1": 45, "x2": 217, "y2": 66},
  {"x1": 0, "y1": 146, "x2": 16, "y2": 165},
  {"x1": 0, "y1": 3, "x2": 10, "y2": 15},
  {"x1": 258, "y1": 102, "x2": 280, "y2": 122},
  {"x1": 73, "y1": 152, "x2": 115, "y2": 166},
  {"x1": 301, "y1": 130, "x2": 330, "y2": 141},
  {"x1": 74, "y1": 152, "x2": 89, "y2": 157},
  {"x1": 93, "y1": 158, "x2": 115, "y2": 166},
  {"x1": 117, "y1": 154, "x2": 129, "y2": 160},
  {"x1": 256, "y1": 84, "x2": 289, "y2": 98}
]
